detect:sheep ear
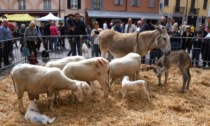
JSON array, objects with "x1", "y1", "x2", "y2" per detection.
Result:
[{"x1": 76, "y1": 84, "x2": 84, "y2": 102}]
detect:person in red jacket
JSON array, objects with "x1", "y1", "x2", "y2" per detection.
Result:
[{"x1": 50, "y1": 22, "x2": 59, "y2": 51}]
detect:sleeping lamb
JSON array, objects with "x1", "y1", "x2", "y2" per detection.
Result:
[{"x1": 25, "y1": 101, "x2": 56, "y2": 124}]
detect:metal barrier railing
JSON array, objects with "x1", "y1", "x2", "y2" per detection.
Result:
[
  {"x1": 0, "y1": 37, "x2": 25, "y2": 70},
  {"x1": 1, "y1": 35, "x2": 210, "y2": 70}
]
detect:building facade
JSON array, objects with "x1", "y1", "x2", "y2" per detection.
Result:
[
  {"x1": 0, "y1": 0, "x2": 86, "y2": 19},
  {"x1": 160, "y1": 0, "x2": 210, "y2": 27},
  {"x1": 85, "y1": 0, "x2": 162, "y2": 26}
]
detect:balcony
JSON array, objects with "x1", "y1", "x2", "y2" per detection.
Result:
[
  {"x1": 174, "y1": 7, "x2": 185, "y2": 13},
  {"x1": 189, "y1": 8, "x2": 200, "y2": 15}
]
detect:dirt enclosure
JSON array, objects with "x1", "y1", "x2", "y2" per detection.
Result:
[{"x1": 0, "y1": 64, "x2": 210, "y2": 126}]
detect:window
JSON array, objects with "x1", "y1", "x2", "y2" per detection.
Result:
[
  {"x1": 149, "y1": 0, "x2": 154, "y2": 7},
  {"x1": 44, "y1": 0, "x2": 51, "y2": 10},
  {"x1": 91, "y1": 0, "x2": 103, "y2": 10},
  {"x1": 114, "y1": 0, "x2": 123, "y2": 5},
  {"x1": 130, "y1": 0, "x2": 140, "y2": 6},
  {"x1": 18, "y1": 0, "x2": 26, "y2": 10},
  {"x1": 164, "y1": 0, "x2": 169, "y2": 6},
  {"x1": 67, "y1": 0, "x2": 81, "y2": 9},
  {"x1": 203, "y1": 0, "x2": 208, "y2": 9}
]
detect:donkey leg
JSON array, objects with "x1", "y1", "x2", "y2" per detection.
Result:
[
  {"x1": 180, "y1": 69, "x2": 187, "y2": 93},
  {"x1": 164, "y1": 70, "x2": 169, "y2": 84},
  {"x1": 186, "y1": 68, "x2": 191, "y2": 89}
]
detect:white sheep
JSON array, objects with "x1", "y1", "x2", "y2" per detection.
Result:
[
  {"x1": 45, "y1": 56, "x2": 86, "y2": 70},
  {"x1": 122, "y1": 76, "x2": 150, "y2": 101},
  {"x1": 25, "y1": 101, "x2": 56, "y2": 124},
  {"x1": 62, "y1": 57, "x2": 110, "y2": 98},
  {"x1": 11, "y1": 64, "x2": 93, "y2": 113},
  {"x1": 109, "y1": 53, "x2": 141, "y2": 85}
]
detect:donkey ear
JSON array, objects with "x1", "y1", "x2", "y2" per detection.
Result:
[{"x1": 75, "y1": 84, "x2": 84, "y2": 102}]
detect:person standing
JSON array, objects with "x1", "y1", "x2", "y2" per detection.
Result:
[
  {"x1": 103, "y1": 21, "x2": 108, "y2": 30},
  {"x1": 50, "y1": 22, "x2": 59, "y2": 51},
  {"x1": 24, "y1": 21, "x2": 43, "y2": 64},
  {"x1": 111, "y1": 20, "x2": 123, "y2": 33},
  {"x1": 44, "y1": 20, "x2": 52, "y2": 50},
  {"x1": 182, "y1": 26, "x2": 193, "y2": 54},
  {"x1": 124, "y1": 18, "x2": 137, "y2": 33},
  {"x1": 192, "y1": 30, "x2": 202, "y2": 67},
  {"x1": 39, "y1": 22, "x2": 46, "y2": 49},
  {"x1": 91, "y1": 21, "x2": 103, "y2": 57},
  {"x1": 58, "y1": 22, "x2": 66, "y2": 49},
  {"x1": 66, "y1": 13, "x2": 75, "y2": 56},
  {"x1": 138, "y1": 18, "x2": 150, "y2": 63},
  {"x1": 18, "y1": 23, "x2": 26, "y2": 52},
  {"x1": 72, "y1": 13, "x2": 87, "y2": 56},
  {"x1": 136, "y1": 20, "x2": 142, "y2": 32},
  {"x1": 0, "y1": 19, "x2": 12, "y2": 68}
]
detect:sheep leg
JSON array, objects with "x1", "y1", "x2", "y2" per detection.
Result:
[
  {"x1": 135, "y1": 71, "x2": 139, "y2": 80},
  {"x1": 164, "y1": 70, "x2": 169, "y2": 84},
  {"x1": 99, "y1": 80, "x2": 109, "y2": 98},
  {"x1": 54, "y1": 91, "x2": 60, "y2": 106},
  {"x1": 141, "y1": 85, "x2": 150, "y2": 101},
  {"x1": 17, "y1": 92, "x2": 25, "y2": 114},
  {"x1": 122, "y1": 89, "x2": 127, "y2": 99},
  {"x1": 47, "y1": 91, "x2": 55, "y2": 111}
]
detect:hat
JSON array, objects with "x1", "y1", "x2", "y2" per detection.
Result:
[
  {"x1": 115, "y1": 20, "x2": 121, "y2": 24},
  {"x1": 186, "y1": 25, "x2": 191, "y2": 29}
]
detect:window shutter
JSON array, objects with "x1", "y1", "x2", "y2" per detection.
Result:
[
  {"x1": 137, "y1": 0, "x2": 140, "y2": 6},
  {"x1": 91, "y1": 0, "x2": 94, "y2": 9},
  {"x1": 100, "y1": 0, "x2": 103, "y2": 10},
  {"x1": 130, "y1": 0, "x2": 134, "y2": 6},
  {"x1": 120, "y1": 0, "x2": 124, "y2": 5},
  {"x1": 67, "y1": 0, "x2": 70, "y2": 9},
  {"x1": 49, "y1": 0, "x2": 51, "y2": 9},
  {"x1": 149, "y1": 0, "x2": 154, "y2": 7},
  {"x1": 114, "y1": 0, "x2": 119, "y2": 5},
  {"x1": 78, "y1": 0, "x2": 81, "y2": 9}
]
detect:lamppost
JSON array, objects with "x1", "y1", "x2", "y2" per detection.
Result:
[
  {"x1": 58, "y1": 0, "x2": 61, "y2": 17},
  {"x1": 185, "y1": 0, "x2": 189, "y2": 23}
]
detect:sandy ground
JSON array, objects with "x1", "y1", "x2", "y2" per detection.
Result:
[{"x1": 0, "y1": 64, "x2": 210, "y2": 126}]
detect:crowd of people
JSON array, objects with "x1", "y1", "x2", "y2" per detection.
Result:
[{"x1": 1, "y1": 13, "x2": 210, "y2": 69}]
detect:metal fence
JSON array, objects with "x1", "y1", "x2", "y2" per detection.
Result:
[{"x1": 1, "y1": 35, "x2": 210, "y2": 70}]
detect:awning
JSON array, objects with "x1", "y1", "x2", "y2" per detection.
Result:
[
  {"x1": 87, "y1": 10, "x2": 162, "y2": 20},
  {"x1": 36, "y1": 13, "x2": 63, "y2": 21},
  {"x1": 4, "y1": 14, "x2": 36, "y2": 22}
]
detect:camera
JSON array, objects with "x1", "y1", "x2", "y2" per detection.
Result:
[{"x1": 95, "y1": 31, "x2": 99, "y2": 35}]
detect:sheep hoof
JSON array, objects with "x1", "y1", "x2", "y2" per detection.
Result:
[{"x1": 179, "y1": 89, "x2": 185, "y2": 93}]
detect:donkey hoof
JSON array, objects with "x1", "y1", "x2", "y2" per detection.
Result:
[{"x1": 179, "y1": 90, "x2": 185, "y2": 93}]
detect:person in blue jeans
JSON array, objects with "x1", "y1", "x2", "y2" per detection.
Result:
[
  {"x1": 192, "y1": 30, "x2": 202, "y2": 67},
  {"x1": 91, "y1": 21, "x2": 103, "y2": 57}
]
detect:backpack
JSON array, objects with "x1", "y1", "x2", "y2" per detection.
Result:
[{"x1": 42, "y1": 50, "x2": 50, "y2": 62}]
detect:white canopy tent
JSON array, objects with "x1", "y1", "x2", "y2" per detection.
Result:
[{"x1": 36, "y1": 13, "x2": 63, "y2": 21}]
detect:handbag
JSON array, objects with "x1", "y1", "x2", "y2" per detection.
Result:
[
  {"x1": 22, "y1": 47, "x2": 30, "y2": 57},
  {"x1": 82, "y1": 42, "x2": 88, "y2": 53}
]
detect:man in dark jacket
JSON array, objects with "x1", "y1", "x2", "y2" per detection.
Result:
[
  {"x1": 139, "y1": 18, "x2": 150, "y2": 63},
  {"x1": 72, "y1": 13, "x2": 87, "y2": 56},
  {"x1": 44, "y1": 20, "x2": 52, "y2": 50}
]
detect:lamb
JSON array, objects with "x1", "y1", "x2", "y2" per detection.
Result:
[
  {"x1": 109, "y1": 53, "x2": 141, "y2": 86},
  {"x1": 145, "y1": 50, "x2": 191, "y2": 93},
  {"x1": 121, "y1": 76, "x2": 150, "y2": 101},
  {"x1": 25, "y1": 101, "x2": 56, "y2": 124},
  {"x1": 62, "y1": 57, "x2": 110, "y2": 98},
  {"x1": 45, "y1": 56, "x2": 86, "y2": 70},
  {"x1": 11, "y1": 64, "x2": 93, "y2": 113}
]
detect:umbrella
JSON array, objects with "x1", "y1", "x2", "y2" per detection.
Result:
[
  {"x1": 4, "y1": 14, "x2": 36, "y2": 22},
  {"x1": 36, "y1": 13, "x2": 63, "y2": 21}
]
